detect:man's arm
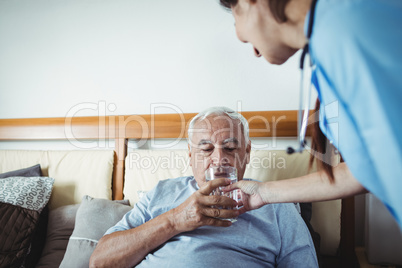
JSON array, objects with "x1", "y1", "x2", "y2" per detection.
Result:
[{"x1": 89, "y1": 178, "x2": 239, "y2": 268}]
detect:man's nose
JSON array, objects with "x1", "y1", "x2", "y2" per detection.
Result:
[{"x1": 210, "y1": 148, "x2": 229, "y2": 166}]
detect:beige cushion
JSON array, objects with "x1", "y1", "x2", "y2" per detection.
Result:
[
  {"x1": 124, "y1": 150, "x2": 192, "y2": 205},
  {"x1": 245, "y1": 150, "x2": 341, "y2": 256},
  {"x1": 0, "y1": 150, "x2": 114, "y2": 209},
  {"x1": 123, "y1": 149, "x2": 341, "y2": 256}
]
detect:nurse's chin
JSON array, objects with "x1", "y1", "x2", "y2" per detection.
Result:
[
  {"x1": 263, "y1": 49, "x2": 298, "y2": 65},
  {"x1": 263, "y1": 54, "x2": 291, "y2": 65}
]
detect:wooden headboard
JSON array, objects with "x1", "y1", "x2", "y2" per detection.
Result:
[
  {"x1": 0, "y1": 110, "x2": 356, "y2": 265},
  {"x1": 0, "y1": 110, "x2": 305, "y2": 200}
]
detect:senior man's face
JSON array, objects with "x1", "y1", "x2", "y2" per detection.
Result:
[{"x1": 189, "y1": 115, "x2": 251, "y2": 188}]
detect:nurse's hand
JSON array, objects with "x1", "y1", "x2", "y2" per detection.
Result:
[{"x1": 223, "y1": 180, "x2": 268, "y2": 214}]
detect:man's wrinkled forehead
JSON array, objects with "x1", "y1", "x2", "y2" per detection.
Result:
[
  {"x1": 189, "y1": 115, "x2": 244, "y2": 143},
  {"x1": 198, "y1": 137, "x2": 239, "y2": 146}
]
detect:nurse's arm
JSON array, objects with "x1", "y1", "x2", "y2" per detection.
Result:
[
  {"x1": 226, "y1": 162, "x2": 367, "y2": 212},
  {"x1": 265, "y1": 162, "x2": 367, "y2": 203}
]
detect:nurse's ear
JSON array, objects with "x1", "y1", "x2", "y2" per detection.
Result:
[
  {"x1": 235, "y1": 0, "x2": 275, "y2": 23},
  {"x1": 233, "y1": 0, "x2": 255, "y2": 14}
]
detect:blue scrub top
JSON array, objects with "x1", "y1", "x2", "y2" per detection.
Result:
[{"x1": 308, "y1": 0, "x2": 402, "y2": 227}]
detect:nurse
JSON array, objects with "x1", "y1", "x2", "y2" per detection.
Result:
[{"x1": 220, "y1": 0, "x2": 402, "y2": 228}]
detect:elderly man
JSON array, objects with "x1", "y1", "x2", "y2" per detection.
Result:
[{"x1": 90, "y1": 107, "x2": 318, "y2": 268}]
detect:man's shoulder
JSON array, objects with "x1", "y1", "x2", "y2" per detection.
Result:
[
  {"x1": 144, "y1": 176, "x2": 196, "y2": 206},
  {"x1": 152, "y1": 176, "x2": 196, "y2": 193},
  {"x1": 243, "y1": 178, "x2": 257, "y2": 181},
  {"x1": 156, "y1": 176, "x2": 195, "y2": 185}
]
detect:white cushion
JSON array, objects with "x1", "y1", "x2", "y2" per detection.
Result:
[
  {"x1": 0, "y1": 176, "x2": 54, "y2": 213},
  {"x1": 0, "y1": 150, "x2": 114, "y2": 209}
]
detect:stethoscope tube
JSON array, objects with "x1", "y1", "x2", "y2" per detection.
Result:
[{"x1": 287, "y1": 0, "x2": 318, "y2": 155}]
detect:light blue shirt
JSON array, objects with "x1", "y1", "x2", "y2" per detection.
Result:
[
  {"x1": 308, "y1": 0, "x2": 402, "y2": 227},
  {"x1": 106, "y1": 177, "x2": 318, "y2": 268}
]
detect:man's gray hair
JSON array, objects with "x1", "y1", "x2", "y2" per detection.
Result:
[{"x1": 188, "y1": 107, "x2": 249, "y2": 144}]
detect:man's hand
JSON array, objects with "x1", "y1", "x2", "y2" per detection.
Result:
[
  {"x1": 169, "y1": 178, "x2": 239, "y2": 233},
  {"x1": 223, "y1": 180, "x2": 267, "y2": 214}
]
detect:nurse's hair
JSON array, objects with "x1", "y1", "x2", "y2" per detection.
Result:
[
  {"x1": 187, "y1": 106, "x2": 249, "y2": 146},
  {"x1": 310, "y1": 99, "x2": 335, "y2": 182},
  {"x1": 219, "y1": 0, "x2": 291, "y2": 23}
]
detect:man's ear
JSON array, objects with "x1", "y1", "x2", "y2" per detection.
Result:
[
  {"x1": 188, "y1": 144, "x2": 192, "y2": 166},
  {"x1": 246, "y1": 140, "x2": 251, "y2": 164}
]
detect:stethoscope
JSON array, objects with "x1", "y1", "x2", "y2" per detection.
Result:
[{"x1": 287, "y1": 0, "x2": 318, "y2": 155}]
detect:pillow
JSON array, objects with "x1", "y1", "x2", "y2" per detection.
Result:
[
  {"x1": 35, "y1": 204, "x2": 80, "y2": 268},
  {"x1": 0, "y1": 164, "x2": 42, "y2": 178},
  {"x1": 0, "y1": 176, "x2": 54, "y2": 268},
  {"x1": 59, "y1": 196, "x2": 131, "y2": 268},
  {"x1": 0, "y1": 164, "x2": 47, "y2": 267},
  {"x1": 37, "y1": 198, "x2": 129, "y2": 267}
]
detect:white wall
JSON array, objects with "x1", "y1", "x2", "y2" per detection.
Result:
[
  {"x1": 1, "y1": 0, "x2": 371, "y2": 246},
  {"x1": 0, "y1": 0, "x2": 314, "y2": 120},
  {"x1": 0, "y1": 0, "x2": 316, "y2": 152}
]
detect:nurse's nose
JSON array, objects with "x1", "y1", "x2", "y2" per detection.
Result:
[{"x1": 253, "y1": 47, "x2": 261, "y2": 57}]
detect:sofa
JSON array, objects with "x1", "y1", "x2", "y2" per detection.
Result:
[{"x1": 0, "y1": 110, "x2": 351, "y2": 267}]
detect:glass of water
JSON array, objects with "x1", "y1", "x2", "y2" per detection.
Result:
[{"x1": 205, "y1": 166, "x2": 239, "y2": 222}]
